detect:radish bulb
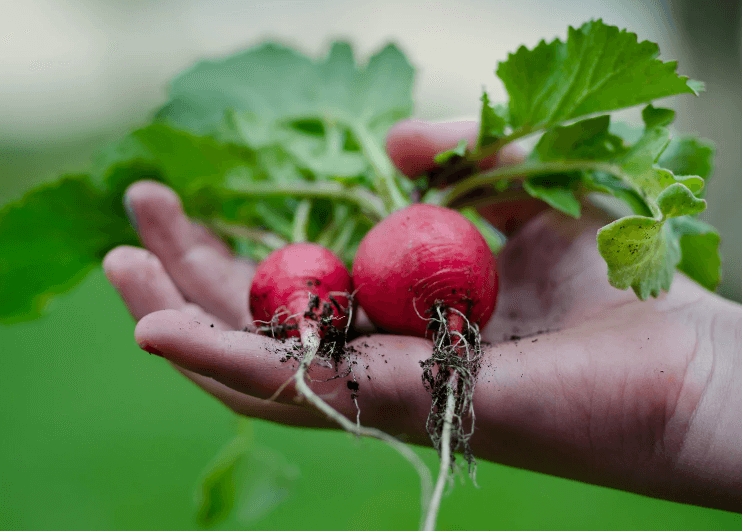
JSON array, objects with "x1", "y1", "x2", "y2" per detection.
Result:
[{"x1": 250, "y1": 242, "x2": 352, "y2": 358}]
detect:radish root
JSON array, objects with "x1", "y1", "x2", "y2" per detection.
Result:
[
  {"x1": 420, "y1": 304, "x2": 483, "y2": 530},
  {"x1": 267, "y1": 296, "x2": 434, "y2": 530}
]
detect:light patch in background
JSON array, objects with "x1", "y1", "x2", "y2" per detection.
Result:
[
  {"x1": 1, "y1": 0, "x2": 680, "y2": 143},
  {"x1": 0, "y1": 0, "x2": 109, "y2": 140}
]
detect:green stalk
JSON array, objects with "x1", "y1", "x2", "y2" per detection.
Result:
[
  {"x1": 353, "y1": 123, "x2": 408, "y2": 213},
  {"x1": 316, "y1": 204, "x2": 350, "y2": 248},
  {"x1": 428, "y1": 126, "x2": 535, "y2": 187},
  {"x1": 329, "y1": 218, "x2": 358, "y2": 258},
  {"x1": 210, "y1": 219, "x2": 288, "y2": 250},
  {"x1": 469, "y1": 125, "x2": 534, "y2": 162},
  {"x1": 441, "y1": 160, "x2": 627, "y2": 207},
  {"x1": 325, "y1": 121, "x2": 343, "y2": 154},
  {"x1": 225, "y1": 180, "x2": 386, "y2": 221},
  {"x1": 291, "y1": 200, "x2": 312, "y2": 243}
]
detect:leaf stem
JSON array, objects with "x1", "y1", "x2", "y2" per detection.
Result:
[
  {"x1": 470, "y1": 126, "x2": 534, "y2": 162},
  {"x1": 441, "y1": 160, "x2": 626, "y2": 207},
  {"x1": 316, "y1": 205, "x2": 349, "y2": 248},
  {"x1": 225, "y1": 180, "x2": 386, "y2": 221},
  {"x1": 448, "y1": 187, "x2": 533, "y2": 210},
  {"x1": 329, "y1": 218, "x2": 358, "y2": 257},
  {"x1": 210, "y1": 219, "x2": 288, "y2": 250},
  {"x1": 353, "y1": 124, "x2": 408, "y2": 213},
  {"x1": 291, "y1": 200, "x2": 312, "y2": 243}
]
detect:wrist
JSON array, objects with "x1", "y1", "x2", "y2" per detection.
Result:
[{"x1": 669, "y1": 294, "x2": 742, "y2": 512}]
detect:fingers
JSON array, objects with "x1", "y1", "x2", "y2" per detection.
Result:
[
  {"x1": 175, "y1": 368, "x2": 334, "y2": 429},
  {"x1": 123, "y1": 181, "x2": 254, "y2": 329},
  {"x1": 134, "y1": 309, "x2": 435, "y2": 442},
  {"x1": 386, "y1": 119, "x2": 480, "y2": 177},
  {"x1": 385, "y1": 119, "x2": 547, "y2": 235},
  {"x1": 386, "y1": 119, "x2": 524, "y2": 178},
  {"x1": 103, "y1": 246, "x2": 187, "y2": 320},
  {"x1": 103, "y1": 249, "x2": 319, "y2": 425},
  {"x1": 102, "y1": 245, "x2": 231, "y2": 329}
]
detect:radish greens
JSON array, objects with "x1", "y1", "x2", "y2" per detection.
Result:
[{"x1": 0, "y1": 19, "x2": 720, "y2": 322}]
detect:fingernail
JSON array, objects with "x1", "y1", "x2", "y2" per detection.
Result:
[
  {"x1": 123, "y1": 194, "x2": 139, "y2": 234},
  {"x1": 140, "y1": 343, "x2": 164, "y2": 357}
]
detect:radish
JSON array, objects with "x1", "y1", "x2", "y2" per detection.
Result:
[
  {"x1": 249, "y1": 242, "x2": 433, "y2": 524},
  {"x1": 352, "y1": 203, "x2": 498, "y2": 336},
  {"x1": 249, "y1": 242, "x2": 352, "y2": 344},
  {"x1": 249, "y1": 242, "x2": 357, "y2": 404},
  {"x1": 352, "y1": 203, "x2": 499, "y2": 531}
]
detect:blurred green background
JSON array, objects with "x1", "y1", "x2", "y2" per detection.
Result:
[{"x1": 2, "y1": 0, "x2": 741, "y2": 529}]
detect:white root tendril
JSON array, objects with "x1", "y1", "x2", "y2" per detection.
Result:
[
  {"x1": 266, "y1": 302, "x2": 433, "y2": 531},
  {"x1": 420, "y1": 304, "x2": 484, "y2": 530},
  {"x1": 424, "y1": 388, "x2": 456, "y2": 531}
]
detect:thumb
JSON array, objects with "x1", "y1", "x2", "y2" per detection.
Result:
[{"x1": 385, "y1": 119, "x2": 547, "y2": 235}]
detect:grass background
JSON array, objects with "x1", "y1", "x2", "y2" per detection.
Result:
[{"x1": 2, "y1": 0, "x2": 741, "y2": 529}]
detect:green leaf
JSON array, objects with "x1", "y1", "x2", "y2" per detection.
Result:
[
  {"x1": 668, "y1": 216, "x2": 721, "y2": 291},
  {"x1": 620, "y1": 116, "x2": 671, "y2": 174},
  {"x1": 227, "y1": 111, "x2": 368, "y2": 178},
  {"x1": 525, "y1": 115, "x2": 626, "y2": 218},
  {"x1": 641, "y1": 104, "x2": 675, "y2": 128},
  {"x1": 0, "y1": 175, "x2": 137, "y2": 323},
  {"x1": 583, "y1": 172, "x2": 653, "y2": 216},
  {"x1": 518, "y1": 106, "x2": 712, "y2": 298},
  {"x1": 497, "y1": 19, "x2": 702, "y2": 132},
  {"x1": 659, "y1": 136, "x2": 715, "y2": 182},
  {"x1": 617, "y1": 106, "x2": 705, "y2": 209},
  {"x1": 93, "y1": 125, "x2": 324, "y2": 254},
  {"x1": 195, "y1": 434, "x2": 248, "y2": 527},
  {"x1": 532, "y1": 115, "x2": 626, "y2": 162},
  {"x1": 155, "y1": 40, "x2": 412, "y2": 212},
  {"x1": 596, "y1": 183, "x2": 706, "y2": 299},
  {"x1": 655, "y1": 182, "x2": 706, "y2": 218},
  {"x1": 155, "y1": 41, "x2": 413, "y2": 151},
  {"x1": 97, "y1": 124, "x2": 257, "y2": 192},
  {"x1": 523, "y1": 174, "x2": 582, "y2": 218},
  {"x1": 597, "y1": 216, "x2": 679, "y2": 299},
  {"x1": 156, "y1": 41, "x2": 413, "y2": 211},
  {"x1": 195, "y1": 421, "x2": 300, "y2": 528},
  {"x1": 477, "y1": 91, "x2": 507, "y2": 148},
  {"x1": 460, "y1": 207, "x2": 506, "y2": 254}
]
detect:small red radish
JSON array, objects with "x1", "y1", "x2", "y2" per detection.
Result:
[
  {"x1": 352, "y1": 203, "x2": 498, "y2": 337},
  {"x1": 352, "y1": 203, "x2": 499, "y2": 531},
  {"x1": 249, "y1": 242, "x2": 352, "y2": 341},
  {"x1": 248, "y1": 241, "x2": 434, "y2": 515}
]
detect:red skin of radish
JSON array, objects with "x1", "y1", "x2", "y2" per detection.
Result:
[
  {"x1": 352, "y1": 204, "x2": 498, "y2": 337},
  {"x1": 249, "y1": 243, "x2": 352, "y2": 338}
]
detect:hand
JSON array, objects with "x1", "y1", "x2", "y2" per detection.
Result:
[{"x1": 103, "y1": 119, "x2": 742, "y2": 512}]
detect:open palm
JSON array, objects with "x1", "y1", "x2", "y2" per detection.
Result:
[{"x1": 104, "y1": 120, "x2": 742, "y2": 512}]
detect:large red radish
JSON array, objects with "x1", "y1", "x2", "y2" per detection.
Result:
[{"x1": 352, "y1": 203, "x2": 498, "y2": 337}]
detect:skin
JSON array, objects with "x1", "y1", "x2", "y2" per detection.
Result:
[{"x1": 104, "y1": 119, "x2": 742, "y2": 513}]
